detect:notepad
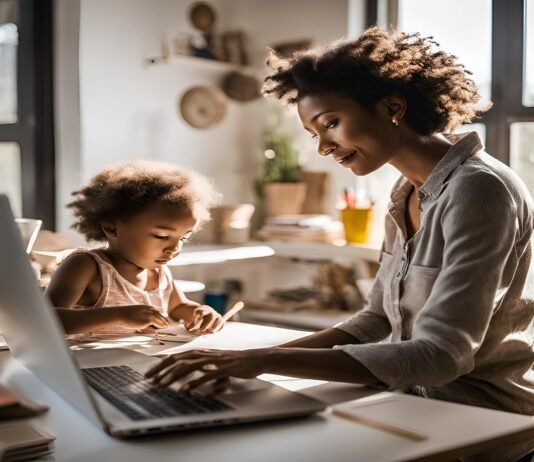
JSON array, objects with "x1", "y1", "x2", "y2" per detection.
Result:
[{"x1": 0, "y1": 422, "x2": 55, "y2": 462}]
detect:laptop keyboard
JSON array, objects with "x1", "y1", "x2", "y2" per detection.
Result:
[{"x1": 82, "y1": 365, "x2": 232, "y2": 421}]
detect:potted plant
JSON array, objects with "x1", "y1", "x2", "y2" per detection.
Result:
[{"x1": 256, "y1": 112, "x2": 306, "y2": 217}]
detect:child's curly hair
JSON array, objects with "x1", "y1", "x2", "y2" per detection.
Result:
[
  {"x1": 263, "y1": 27, "x2": 491, "y2": 135},
  {"x1": 69, "y1": 161, "x2": 221, "y2": 242}
]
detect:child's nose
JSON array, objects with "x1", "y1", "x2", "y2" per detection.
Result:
[{"x1": 164, "y1": 240, "x2": 181, "y2": 255}]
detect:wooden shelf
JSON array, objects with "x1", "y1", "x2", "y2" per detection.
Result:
[
  {"x1": 261, "y1": 240, "x2": 381, "y2": 263},
  {"x1": 240, "y1": 307, "x2": 351, "y2": 331},
  {"x1": 144, "y1": 53, "x2": 257, "y2": 73},
  {"x1": 169, "y1": 244, "x2": 275, "y2": 266},
  {"x1": 169, "y1": 241, "x2": 380, "y2": 266}
]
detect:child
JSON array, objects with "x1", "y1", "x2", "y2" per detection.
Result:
[{"x1": 46, "y1": 161, "x2": 224, "y2": 337}]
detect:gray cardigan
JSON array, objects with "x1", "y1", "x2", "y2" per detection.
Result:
[{"x1": 335, "y1": 132, "x2": 534, "y2": 416}]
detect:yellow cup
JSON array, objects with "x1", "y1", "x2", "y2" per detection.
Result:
[{"x1": 341, "y1": 208, "x2": 372, "y2": 244}]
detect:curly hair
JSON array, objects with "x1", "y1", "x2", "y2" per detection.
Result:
[
  {"x1": 263, "y1": 27, "x2": 491, "y2": 135},
  {"x1": 68, "y1": 161, "x2": 221, "y2": 242}
]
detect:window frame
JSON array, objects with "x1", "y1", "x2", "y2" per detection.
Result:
[
  {"x1": 365, "y1": 0, "x2": 534, "y2": 164},
  {"x1": 0, "y1": 0, "x2": 55, "y2": 229}
]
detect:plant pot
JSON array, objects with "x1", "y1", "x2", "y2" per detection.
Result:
[{"x1": 263, "y1": 182, "x2": 307, "y2": 217}]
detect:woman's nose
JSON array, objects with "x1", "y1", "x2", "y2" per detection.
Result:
[{"x1": 318, "y1": 139, "x2": 336, "y2": 157}]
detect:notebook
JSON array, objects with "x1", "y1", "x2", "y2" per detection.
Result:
[{"x1": 0, "y1": 423, "x2": 55, "y2": 462}]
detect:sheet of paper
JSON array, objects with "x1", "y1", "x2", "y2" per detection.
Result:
[{"x1": 150, "y1": 324, "x2": 196, "y2": 342}]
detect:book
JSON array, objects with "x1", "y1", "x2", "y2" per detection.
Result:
[
  {"x1": 0, "y1": 422, "x2": 55, "y2": 461},
  {"x1": 0, "y1": 386, "x2": 48, "y2": 420},
  {"x1": 258, "y1": 215, "x2": 344, "y2": 243}
]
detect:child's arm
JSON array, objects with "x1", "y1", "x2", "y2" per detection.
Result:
[
  {"x1": 46, "y1": 253, "x2": 100, "y2": 308},
  {"x1": 46, "y1": 254, "x2": 169, "y2": 334},
  {"x1": 167, "y1": 284, "x2": 223, "y2": 335},
  {"x1": 57, "y1": 305, "x2": 170, "y2": 334}
]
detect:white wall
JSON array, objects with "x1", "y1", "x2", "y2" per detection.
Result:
[
  {"x1": 78, "y1": 0, "x2": 265, "y2": 206},
  {"x1": 56, "y1": 0, "x2": 399, "y2": 245}
]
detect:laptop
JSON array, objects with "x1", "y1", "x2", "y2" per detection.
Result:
[{"x1": 0, "y1": 194, "x2": 325, "y2": 437}]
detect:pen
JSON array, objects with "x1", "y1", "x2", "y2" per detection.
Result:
[
  {"x1": 332, "y1": 408, "x2": 427, "y2": 441},
  {"x1": 222, "y1": 301, "x2": 245, "y2": 322},
  {"x1": 342, "y1": 187, "x2": 356, "y2": 209}
]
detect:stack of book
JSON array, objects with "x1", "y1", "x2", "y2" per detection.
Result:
[
  {"x1": 258, "y1": 215, "x2": 343, "y2": 243},
  {"x1": 0, "y1": 385, "x2": 53, "y2": 461},
  {"x1": 0, "y1": 423, "x2": 55, "y2": 461}
]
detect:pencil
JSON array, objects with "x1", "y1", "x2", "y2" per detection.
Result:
[
  {"x1": 222, "y1": 301, "x2": 245, "y2": 322},
  {"x1": 332, "y1": 408, "x2": 427, "y2": 441}
]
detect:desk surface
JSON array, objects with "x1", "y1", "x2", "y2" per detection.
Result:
[{"x1": 1, "y1": 322, "x2": 533, "y2": 462}]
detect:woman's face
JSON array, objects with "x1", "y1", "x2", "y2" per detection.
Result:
[{"x1": 297, "y1": 92, "x2": 403, "y2": 176}]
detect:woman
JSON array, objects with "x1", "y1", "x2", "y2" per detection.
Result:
[{"x1": 147, "y1": 28, "x2": 534, "y2": 461}]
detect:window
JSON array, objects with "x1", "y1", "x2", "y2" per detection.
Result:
[
  {"x1": 0, "y1": 142, "x2": 21, "y2": 215},
  {"x1": 367, "y1": 0, "x2": 534, "y2": 194},
  {"x1": 0, "y1": 22, "x2": 17, "y2": 123},
  {"x1": 524, "y1": 0, "x2": 534, "y2": 106},
  {"x1": 510, "y1": 123, "x2": 534, "y2": 197},
  {"x1": 0, "y1": 0, "x2": 55, "y2": 228},
  {"x1": 398, "y1": 0, "x2": 492, "y2": 102},
  {"x1": 397, "y1": 0, "x2": 492, "y2": 144}
]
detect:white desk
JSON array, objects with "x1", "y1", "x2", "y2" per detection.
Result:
[
  {"x1": 1, "y1": 323, "x2": 534, "y2": 462},
  {"x1": 169, "y1": 245, "x2": 275, "y2": 266}
]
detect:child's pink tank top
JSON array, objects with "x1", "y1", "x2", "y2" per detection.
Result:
[{"x1": 69, "y1": 248, "x2": 174, "y2": 338}]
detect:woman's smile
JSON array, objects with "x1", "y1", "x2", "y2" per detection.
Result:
[{"x1": 335, "y1": 150, "x2": 358, "y2": 167}]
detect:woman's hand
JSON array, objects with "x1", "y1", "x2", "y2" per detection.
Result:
[
  {"x1": 145, "y1": 347, "x2": 378, "y2": 393},
  {"x1": 145, "y1": 348, "x2": 272, "y2": 392},
  {"x1": 171, "y1": 305, "x2": 224, "y2": 335},
  {"x1": 114, "y1": 305, "x2": 170, "y2": 331}
]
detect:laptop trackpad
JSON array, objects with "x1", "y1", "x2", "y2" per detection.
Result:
[{"x1": 219, "y1": 378, "x2": 272, "y2": 395}]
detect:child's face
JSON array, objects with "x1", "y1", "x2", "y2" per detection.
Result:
[{"x1": 108, "y1": 201, "x2": 198, "y2": 269}]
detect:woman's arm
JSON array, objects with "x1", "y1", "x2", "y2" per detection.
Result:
[
  {"x1": 279, "y1": 327, "x2": 361, "y2": 348},
  {"x1": 266, "y1": 347, "x2": 377, "y2": 383},
  {"x1": 146, "y1": 346, "x2": 378, "y2": 389}
]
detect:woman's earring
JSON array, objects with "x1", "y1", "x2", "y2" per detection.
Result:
[{"x1": 392, "y1": 119, "x2": 399, "y2": 126}]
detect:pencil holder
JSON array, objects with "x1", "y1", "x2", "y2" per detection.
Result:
[{"x1": 341, "y1": 208, "x2": 373, "y2": 244}]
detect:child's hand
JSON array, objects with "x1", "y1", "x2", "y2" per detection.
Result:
[
  {"x1": 114, "y1": 305, "x2": 170, "y2": 331},
  {"x1": 173, "y1": 305, "x2": 224, "y2": 335}
]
